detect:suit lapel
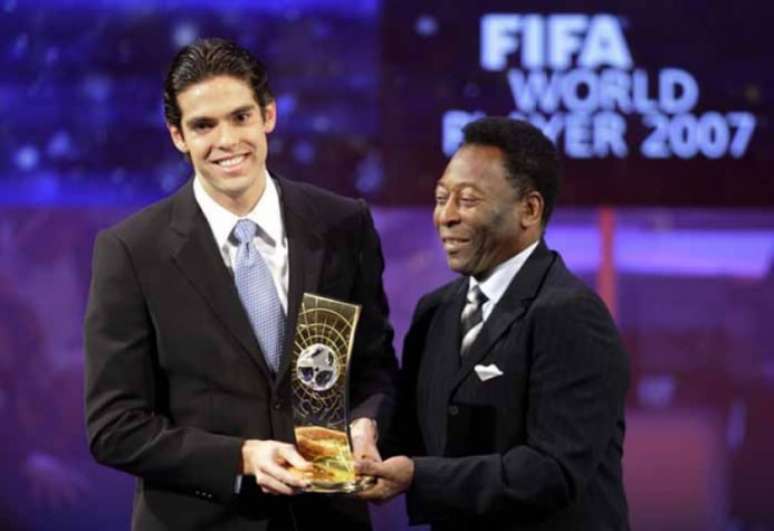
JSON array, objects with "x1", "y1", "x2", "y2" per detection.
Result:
[
  {"x1": 168, "y1": 181, "x2": 274, "y2": 379},
  {"x1": 273, "y1": 177, "x2": 325, "y2": 382},
  {"x1": 451, "y1": 240, "x2": 557, "y2": 390}
]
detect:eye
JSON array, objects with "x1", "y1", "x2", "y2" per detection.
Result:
[
  {"x1": 434, "y1": 192, "x2": 448, "y2": 205},
  {"x1": 191, "y1": 121, "x2": 213, "y2": 133},
  {"x1": 459, "y1": 195, "x2": 480, "y2": 207},
  {"x1": 234, "y1": 111, "x2": 252, "y2": 123}
]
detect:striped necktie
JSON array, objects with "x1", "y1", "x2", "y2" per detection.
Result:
[{"x1": 460, "y1": 284, "x2": 488, "y2": 356}]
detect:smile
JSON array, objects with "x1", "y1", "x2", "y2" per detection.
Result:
[
  {"x1": 442, "y1": 237, "x2": 470, "y2": 251},
  {"x1": 212, "y1": 154, "x2": 248, "y2": 168}
]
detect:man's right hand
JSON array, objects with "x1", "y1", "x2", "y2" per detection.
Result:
[{"x1": 241, "y1": 440, "x2": 312, "y2": 495}]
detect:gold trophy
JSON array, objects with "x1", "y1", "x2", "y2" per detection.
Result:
[{"x1": 289, "y1": 293, "x2": 374, "y2": 493}]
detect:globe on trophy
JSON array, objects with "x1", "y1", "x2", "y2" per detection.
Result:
[{"x1": 288, "y1": 293, "x2": 375, "y2": 493}]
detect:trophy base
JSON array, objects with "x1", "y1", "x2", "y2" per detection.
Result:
[
  {"x1": 289, "y1": 467, "x2": 376, "y2": 494},
  {"x1": 303, "y1": 474, "x2": 376, "y2": 494}
]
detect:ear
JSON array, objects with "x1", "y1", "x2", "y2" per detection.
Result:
[
  {"x1": 167, "y1": 123, "x2": 188, "y2": 155},
  {"x1": 261, "y1": 101, "x2": 277, "y2": 133},
  {"x1": 520, "y1": 190, "x2": 544, "y2": 229}
]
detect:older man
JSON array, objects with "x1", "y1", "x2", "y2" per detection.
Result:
[{"x1": 358, "y1": 117, "x2": 629, "y2": 531}]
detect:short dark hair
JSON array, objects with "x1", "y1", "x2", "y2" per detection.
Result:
[
  {"x1": 163, "y1": 37, "x2": 274, "y2": 129},
  {"x1": 462, "y1": 117, "x2": 561, "y2": 225}
]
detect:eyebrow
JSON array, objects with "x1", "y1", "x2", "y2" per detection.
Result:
[
  {"x1": 184, "y1": 104, "x2": 257, "y2": 128},
  {"x1": 184, "y1": 116, "x2": 215, "y2": 129},
  {"x1": 435, "y1": 181, "x2": 482, "y2": 193},
  {"x1": 228, "y1": 105, "x2": 256, "y2": 117}
]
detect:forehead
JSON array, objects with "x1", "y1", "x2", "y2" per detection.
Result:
[
  {"x1": 437, "y1": 144, "x2": 509, "y2": 190},
  {"x1": 176, "y1": 75, "x2": 256, "y2": 118}
]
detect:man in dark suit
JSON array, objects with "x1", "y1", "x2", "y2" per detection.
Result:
[
  {"x1": 84, "y1": 38, "x2": 397, "y2": 530},
  {"x1": 357, "y1": 117, "x2": 629, "y2": 530}
]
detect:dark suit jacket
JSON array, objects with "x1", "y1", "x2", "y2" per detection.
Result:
[
  {"x1": 387, "y1": 240, "x2": 629, "y2": 531},
  {"x1": 84, "y1": 176, "x2": 397, "y2": 530}
]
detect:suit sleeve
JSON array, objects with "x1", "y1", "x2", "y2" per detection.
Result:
[
  {"x1": 406, "y1": 292, "x2": 628, "y2": 522},
  {"x1": 347, "y1": 201, "x2": 398, "y2": 423},
  {"x1": 84, "y1": 230, "x2": 244, "y2": 503}
]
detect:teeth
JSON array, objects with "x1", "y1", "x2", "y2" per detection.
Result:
[{"x1": 216, "y1": 155, "x2": 246, "y2": 167}]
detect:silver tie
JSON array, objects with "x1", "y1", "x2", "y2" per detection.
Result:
[
  {"x1": 231, "y1": 219, "x2": 285, "y2": 373},
  {"x1": 460, "y1": 284, "x2": 487, "y2": 356}
]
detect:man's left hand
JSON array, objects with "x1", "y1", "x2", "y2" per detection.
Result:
[{"x1": 354, "y1": 456, "x2": 414, "y2": 503}]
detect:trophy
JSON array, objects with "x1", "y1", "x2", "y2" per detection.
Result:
[{"x1": 289, "y1": 293, "x2": 374, "y2": 493}]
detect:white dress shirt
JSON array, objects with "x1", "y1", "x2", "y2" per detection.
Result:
[
  {"x1": 468, "y1": 240, "x2": 539, "y2": 323},
  {"x1": 193, "y1": 172, "x2": 289, "y2": 313}
]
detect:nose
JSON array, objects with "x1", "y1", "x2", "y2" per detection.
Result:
[
  {"x1": 435, "y1": 198, "x2": 460, "y2": 227},
  {"x1": 216, "y1": 123, "x2": 238, "y2": 149}
]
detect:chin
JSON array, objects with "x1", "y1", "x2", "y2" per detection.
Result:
[
  {"x1": 215, "y1": 175, "x2": 256, "y2": 193},
  {"x1": 446, "y1": 257, "x2": 471, "y2": 276}
]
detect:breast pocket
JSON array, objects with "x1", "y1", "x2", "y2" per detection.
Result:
[
  {"x1": 456, "y1": 365, "x2": 525, "y2": 406},
  {"x1": 454, "y1": 336, "x2": 530, "y2": 409}
]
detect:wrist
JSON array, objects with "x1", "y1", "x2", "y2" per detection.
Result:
[
  {"x1": 241, "y1": 440, "x2": 260, "y2": 475},
  {"x1": 350, "y1": 417, "x2": 378, "y2": 441}
]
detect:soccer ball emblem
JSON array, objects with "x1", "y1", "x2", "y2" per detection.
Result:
[{"x1": 296, "y1": 343, "x2": 340, "y2": 392}]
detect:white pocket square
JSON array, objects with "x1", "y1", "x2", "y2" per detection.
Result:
[{"x1": 474, "y1": 364, "x2": 504, "y2": 382}]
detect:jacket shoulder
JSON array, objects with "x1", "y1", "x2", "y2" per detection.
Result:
[
  {"x1": 413, "y1": 279, "x2": 462, "y2": 321},
  {"x1": 97, "y1": 192, "x2": 177, "y2": 249},
  {"x1": 279, "y1": 177, "x2": 364, "y2": 216},
  {"x1": 533, "y1": 257, "x2": 613, "y2": 320}
]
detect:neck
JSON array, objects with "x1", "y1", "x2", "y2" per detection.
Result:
[
  {"x1": 472, "y1": 236, "x2": 540, "y2": 281},
  {"x1": 219, "y1": 191, "x2": 261, "y2": 217},
  {"x1": 200, "y1": 176, "x2": 266, "y2": 217}
]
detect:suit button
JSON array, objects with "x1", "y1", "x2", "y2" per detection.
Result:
[
  {"x1": 448, "y1": 405, "x2": 459, "y2": 416},
  {"x1": 273, "y1": 401, "x2": 282, "y2": 410}
]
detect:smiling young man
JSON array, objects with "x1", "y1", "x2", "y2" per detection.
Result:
[
  {"x1": 84, "y1": 38, "x2": 396, "y2": 530},
  {"x1": 357, "y1": 117, "x2": 630, "y2": 531}
]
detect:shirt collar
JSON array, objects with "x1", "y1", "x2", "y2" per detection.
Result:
[
  {"x1": 469, "y1": 240, "x2": 540, "y2": 306},
  {"x1": 193, "y1": 171, "x2": 284, "y2": 249}
]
